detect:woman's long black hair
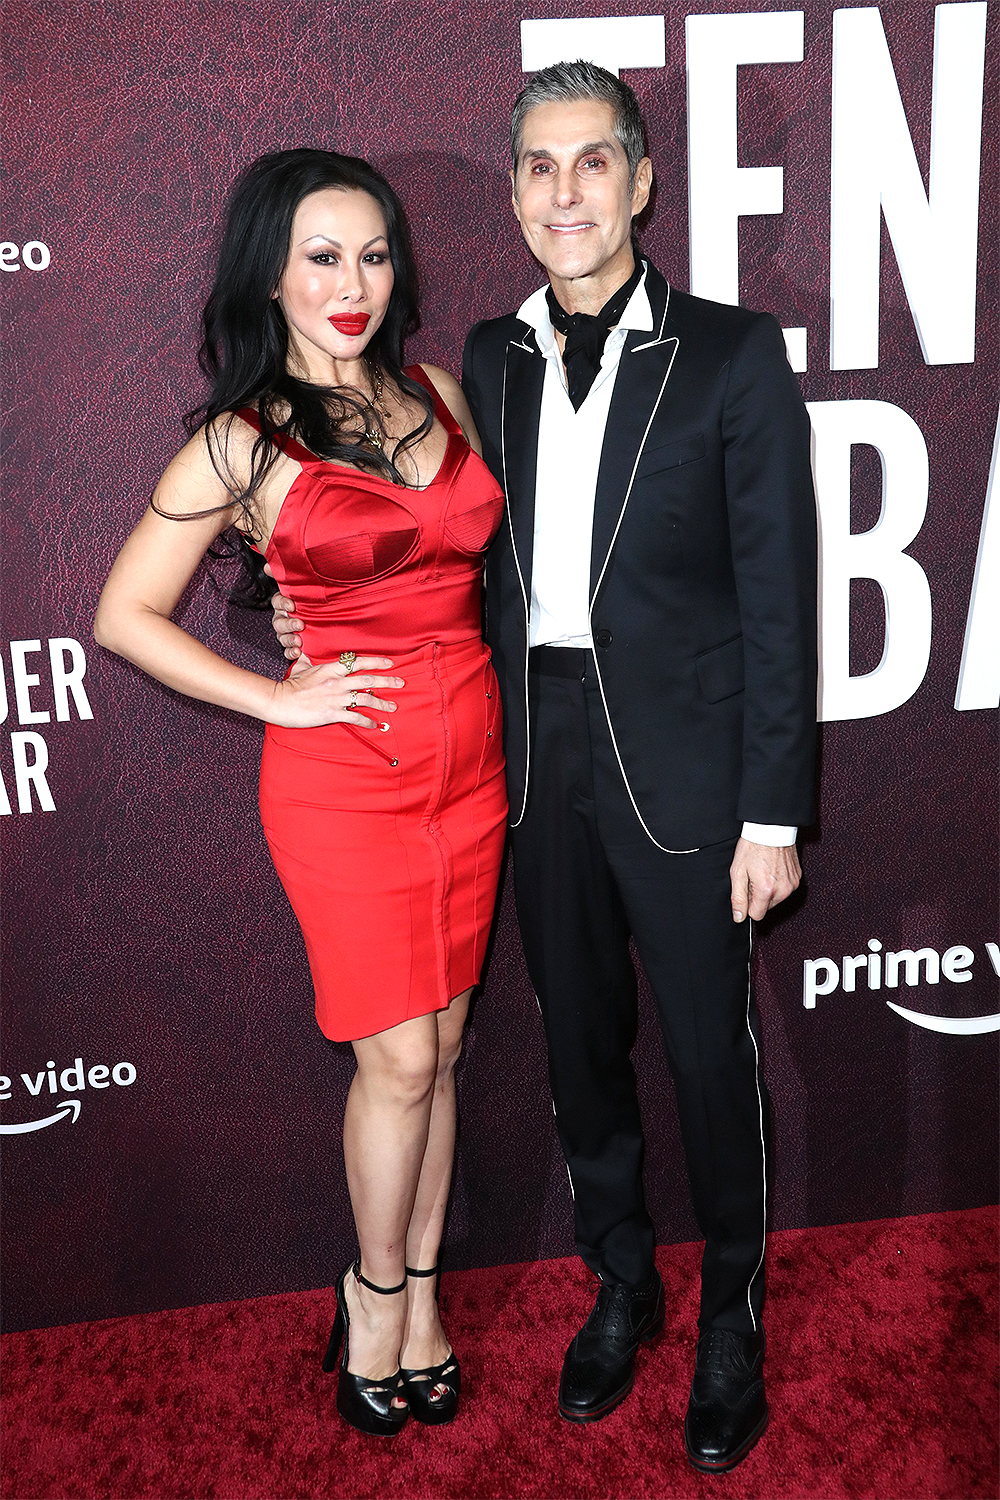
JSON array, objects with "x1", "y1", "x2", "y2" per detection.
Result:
[{"x1": 177, "y1": 148, "x2": 433, "y2": 604}]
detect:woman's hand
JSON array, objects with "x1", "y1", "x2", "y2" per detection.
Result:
[{"x1": 268, "y1": 655, "x2": 405, "y2": 729}]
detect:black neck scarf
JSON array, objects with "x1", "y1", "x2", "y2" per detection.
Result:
[{"x1": 545, "y1": 260, "x2": 644, "y2": 411}]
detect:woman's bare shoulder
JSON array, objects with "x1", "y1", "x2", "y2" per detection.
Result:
[
  {"x1": 416, "y1": 363, "x2": 463, "y2": 403},
  {"x1": 415, "y1": 364, "x2": 480, "y2": 452},
  {"x1": 152, "y1": 416, "x2": 256, "y2": 517}
]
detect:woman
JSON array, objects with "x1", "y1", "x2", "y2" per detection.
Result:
[{"x1": 95, "y1": 149, "x2": 508, "y2": 1435}]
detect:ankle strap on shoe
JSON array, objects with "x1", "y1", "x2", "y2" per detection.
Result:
[
  {"x1": 405, "y1": 1263, "x2": 441, "y2": 1278},
  {"x1": 353, "y1": 1257, "x2": 408, "y2": 1296}
]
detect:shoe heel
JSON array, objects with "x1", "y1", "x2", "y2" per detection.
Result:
[
  {"x1": 322, "y1": 1303, "x2": 345, "y2": 1373},
  {"x1": 324, "y1": 1260, "x2": 410, "y2": 1435}
]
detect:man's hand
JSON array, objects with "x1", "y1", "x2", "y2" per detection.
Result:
[
  {"x1": 729, "y1": 838, "x2": 801, "y2": 923},
  {"x1": 266, "y1": 569, "x2": 306, "y2": 662}
]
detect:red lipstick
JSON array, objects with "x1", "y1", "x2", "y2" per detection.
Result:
[{"x1": 329, "y1": 312, "x2": 371, "y2": 336}]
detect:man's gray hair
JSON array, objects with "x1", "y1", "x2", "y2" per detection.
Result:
[{"x1": 510, "y1": 60, "x2": 647, "y2": 188}]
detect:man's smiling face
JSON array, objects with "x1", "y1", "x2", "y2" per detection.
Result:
[{"x1": 511, "y1": 97, "x2": 652, "y2": 308}]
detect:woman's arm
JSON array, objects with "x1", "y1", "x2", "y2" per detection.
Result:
[{"x1": 95, "y1": 428, "x2": 403, "y2": 728}]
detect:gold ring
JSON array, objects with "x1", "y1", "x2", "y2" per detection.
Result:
[
  {"x1": 348, "y1": 690, "x2": 359, "y2": 710},
  {"x1": 339, "y1": 651, "x2": 357, "y2": 672}
]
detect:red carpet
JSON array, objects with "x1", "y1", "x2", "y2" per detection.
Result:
[{"x1": 2, "y1": 1207, "x2": 996, "y2": 1500}]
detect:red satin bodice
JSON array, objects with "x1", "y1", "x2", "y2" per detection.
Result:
[{"x1": 239, "y1": 367, "x2": 503, "y2": 660}]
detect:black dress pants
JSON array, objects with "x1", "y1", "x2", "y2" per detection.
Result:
[{"x1": 509, "y1": 647, "x2": 768, "y2": 1335}]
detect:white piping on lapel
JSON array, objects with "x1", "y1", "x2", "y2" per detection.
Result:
[
  {"x1": 630, "y1": 280, "x2": 671, "y2": 353},
  {"x1": 589, "y1": 334, "x2": 680, "y2": 610},
  {"x1": 501, "y1": 337, "x2": 534, "y2": 827},
  {"x1": 589, "y1": 323, "x2": 695, "y2": 853}
]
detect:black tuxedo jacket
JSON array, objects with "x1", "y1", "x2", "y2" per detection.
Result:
[{"x1": 462, "y1": 263, "x2": 817, "y2": 851}]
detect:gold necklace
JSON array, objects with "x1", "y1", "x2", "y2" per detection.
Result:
[{"x1": 365, "y1": 363, "x2": 393, "y2": 450}]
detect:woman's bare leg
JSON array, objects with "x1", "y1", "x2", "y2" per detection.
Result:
[
  {"x1": 342, "y1": 1011, "x2": 441, "y2": 1389},
  {"x1": 400, "y1": 989, "x2": 472, "y2": 1384}
]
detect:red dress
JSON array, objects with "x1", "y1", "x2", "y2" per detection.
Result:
[{"x1": 244, "y1": 368, "x2": 508, "y2": 1041}]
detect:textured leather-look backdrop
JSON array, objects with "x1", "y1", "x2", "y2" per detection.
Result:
[{"x1": 2, "y1": 0, "x2": 997, "y2": 1332}]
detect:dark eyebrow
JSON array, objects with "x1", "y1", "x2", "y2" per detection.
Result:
[
  {"x1": 297, "y1": 234, "x2": 389, "y2": 250},
  {"x1": 522, "y1": 139, "x2": 619, "y2": 164}
]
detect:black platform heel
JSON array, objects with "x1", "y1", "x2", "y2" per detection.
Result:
[
  {"x1": 399, "y1": 1263, "x2": 461, "y2": 1426},
  {"x1": 322, "y1": 1259, "x2": 409, "y2": 1436}
]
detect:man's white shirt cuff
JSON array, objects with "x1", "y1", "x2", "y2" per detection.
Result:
[{"x1": 741, "y1": 822, "x2": 797, "y2": 847}]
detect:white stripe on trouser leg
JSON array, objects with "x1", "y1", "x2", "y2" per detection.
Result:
[
  {"x1": 745, "y1": 919, "x2": 767, "y2": 1330},
  {"x1": 537, "y1": 991, "x2": 577, "y2": 1201},
  {"x1": 551, "y1": 1098, "x2": 576, "y2": 1200},
  {"x1": 552, "y1": 1093, "x2": 576, "y2": 1199}
]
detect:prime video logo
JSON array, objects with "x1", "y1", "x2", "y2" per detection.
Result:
[
  {"x1": 0, "y1": 1055, "x2": 137, "y2": 1134},
  {"x1": 803, "y1": 940, "x2": 1000, "y2": 1033}
]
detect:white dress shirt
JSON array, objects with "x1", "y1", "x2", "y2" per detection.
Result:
[
  {"x1": 519, "y1": 272, "x2": 653, "y2": 651},
  {"x1": 516, "y1": 269, "x2": 796, "y2": 850}
]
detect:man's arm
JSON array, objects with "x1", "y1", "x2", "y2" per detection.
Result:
[
  {"x1": 722, "y1": 313, "x2": 817, "y2": 919},
  {"x1": 461, "y1": 321, "x2": 487, "y2": 436}
]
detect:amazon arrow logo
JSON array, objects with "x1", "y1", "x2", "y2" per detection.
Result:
[
  {"x1": 883, "y1": 1001, "x2": 1000, "y2": 1034},
  {"x1": 0, "y1": 1098, "x2": 81, "y2": 1134}
]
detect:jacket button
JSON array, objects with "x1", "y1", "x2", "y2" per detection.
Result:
[{"x1": 595, "y1": 629, "x2": 613, "y2": 648}]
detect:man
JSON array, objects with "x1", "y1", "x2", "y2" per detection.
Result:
[{"x1": 273, "y1": 61, "x2": 817, "y2": 1472}]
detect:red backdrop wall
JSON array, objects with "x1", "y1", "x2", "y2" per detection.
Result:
[{"x1": 2, "y1": 0, "x2": 997, "y2": 1332}]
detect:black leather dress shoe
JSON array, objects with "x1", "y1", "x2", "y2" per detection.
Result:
[
  {"x1": 684, "y1": 1328, "x2": 768, "y2": 1472},
  {"x1": 558, "y1": 1271, "x2": 665, "y2": 1423}
]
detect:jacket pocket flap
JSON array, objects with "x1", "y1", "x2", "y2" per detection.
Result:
[
  {"x1": 695, "y1": 635, "x2": 744, "y2": 703},
  {"x1": 641, "y1": 431, "x2": 707, "y2": 476}
]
